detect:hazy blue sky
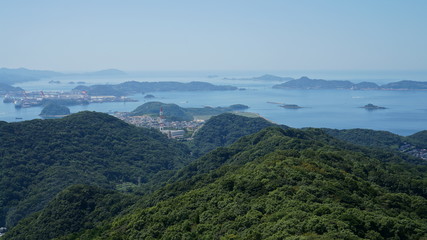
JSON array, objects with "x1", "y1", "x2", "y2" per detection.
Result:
[{"x1": 1, "y1": 0, "x2": 426, "y2": 71}]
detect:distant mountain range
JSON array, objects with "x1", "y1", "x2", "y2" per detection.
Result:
[
  {"x1": 0, "y1": 68, "x2": 62, "y2": 84},
  {"x1": 224, "y1": 74, "x2": 294, "y2": 81},
  {"x1": 273, "y1": 76, "x2": 427, "y2": 90},
  {"x1": 0, "y1": 68, "x2": 127, "y2": 85},
  {"x1": 67, "y1": 68, "x2": 127, "y2": 77}
]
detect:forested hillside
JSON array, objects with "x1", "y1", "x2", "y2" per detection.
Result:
[
  {"x1": 407, "y1": 130, "x2": 427, "y2": 149},
  {"x1": 0, "y1": 111, "x2": 192, "y2": 228},
  {"x1": 324, "y1": 128, "x2": 427, "y2": 162},
  {"x1": 5, "y1": 127, "x2": 427, "y2": 239},
  {"x1": 2, "y1": 113, "x2": 427, "y2": 239},
  {"x1": 189, "y1": 113, "x2": 278, "y2": 156},
  {"x1": 323, "y1": 128, "x2": 405, "y2": 150}
]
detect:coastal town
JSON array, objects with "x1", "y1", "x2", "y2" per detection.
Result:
[
  {"x1": 113, "y1": 111, "x2": 205, "y2": 139},
  {"x1": 3, "y1": 90, "x2": 136, "y2": 108},
  {"x1": 399, "y1": 143, "x2": 427, "y2": 160}
]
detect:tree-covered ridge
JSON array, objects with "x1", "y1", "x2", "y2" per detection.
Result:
[
  {"x1": 43, "y1": 127, "x2": 426, "y2": 240},
  {"x1": 407, "y1": 130, "x2": 427, "y2": 149},
  {"x1": 2, "y1": 114, "x2": 427, "y2": 239},
  {"x1": 4, "y1": 185, "x2": 136, "y2": 240},
  {"x1": 130, "y1": 102, "x2": 194, "y2": 121},
  {"x1": 323, "y1": 128, "x2": 427, "y2": 161},
  {"x1": 189, "y1": 113, "x2": 278, "y2": 157},
  {"x1": 130, "y1": 102, "x2": 249, "y2": 121},
  {"x1": 0, "y1": 111, "x2": 192, "y2": 228},
  {"x1": 323, "y1": 128, "x2": 405, "y2": 150}
]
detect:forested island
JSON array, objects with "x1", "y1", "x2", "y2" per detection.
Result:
[
  {"x1": 73, "y1": 81, "x2": 238, "y2": 96},
  {"x1": 273, "y1": 76, "x2": 427, "y2": 90},
  {"x1": 0, "y1": 111, "x2": 426, "y2": 239},
  {"x1": 39, "y1": 103, "x2": 71, "y2": 118}
]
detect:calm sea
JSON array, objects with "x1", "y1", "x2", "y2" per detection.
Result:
[{"x1": 2, "y1": 70, "x2": 427, "y2": 136}]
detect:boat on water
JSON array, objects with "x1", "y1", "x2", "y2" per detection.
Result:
[{"x1": 3, "y1": 94, "x2": 14, "y2": 103}]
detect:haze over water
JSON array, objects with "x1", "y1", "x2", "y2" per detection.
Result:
[{"x1": 3, "y1": 70, "x2": 427, "y2": 136}]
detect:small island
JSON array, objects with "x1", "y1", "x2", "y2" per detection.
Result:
[
  {"x1": 144, "y1": 94, "x2": 156, "y2": 99},
  {"x1": 361, "y1": 103, "x2": 387, "y2": 110},
  {"x1": 39, "y1": 103, "x2": 71, "y2": 118},
  {"x1": 280, "y1": 104, "x2": 303, "y2": 109}
]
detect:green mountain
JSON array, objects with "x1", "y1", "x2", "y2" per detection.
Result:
[
  {"x1": 6, "y1": 126, "x2": 427, "y2": 239},
  {"x1": 407, "y1": 130, "x2": 427, "y2": 149},
  {"x1": 0, "y1": 111, "x2": 192, "y2": 228},
  {"x1": 323, "y1": 128, "x2": 427, "y2": 162},
  {"x1": 189, "y1": 113, "x2": 278, "y2": 156},
  {"x1": 3, "y1": 185, "x2": 136, "y2": 240},
  {"x1": 130, "y1": 102, "x2": 194, "y2": 121},
  {"x1": 323, "y1": 128, "x2": 405, "y2": 150},
  {"x1": 129, "y1": 102, "x2": 249, "y2": 121}
]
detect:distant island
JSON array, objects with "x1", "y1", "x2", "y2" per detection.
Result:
[
  {"x1": 224, "y1": 74, "x2": 294, "y2": 82},
  {"x1": 74, "y1": 81, "x2": 238, "y2": 96},
  {"x1": 273, "y1": 76, "x2": 427, "y2": 90},
  {"x1": 360, "y1": 103, "x2": 387, "y2": 110},
  {"x1": 280, "y1": 104, "x2": 303, "y2": 109},
  {"x1": 0, "y1": 83, "x2": 24, "y2": 95},
  {"x1": 0, "y1": 68, "x2": 62, "y2": 84},
  {"x1": 67, "y1": 68, "x2": 126, "y2": 77}
]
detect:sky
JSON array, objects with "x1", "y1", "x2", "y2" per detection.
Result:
[{"x1": 1, "y1": 0, "x2": 427, "y2": 72}]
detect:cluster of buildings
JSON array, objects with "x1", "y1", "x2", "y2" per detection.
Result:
[
  {"x1": 0, "y1": 227, "x2": 6, "y2": 237},
  {"x1": 113, "y1": 112, "x2": 204, "y2": 139},
  {"x1": 399, "y1": 143, "x2": 427, "y2": 160}
]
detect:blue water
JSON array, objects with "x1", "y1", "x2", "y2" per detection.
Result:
[{"x1": 2, "y1": 71, "x2": 427, "y2": 136}]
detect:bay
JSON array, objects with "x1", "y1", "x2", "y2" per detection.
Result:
[{"x1": 2, "y1": 71, "x2": 427, "y2": 136}]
